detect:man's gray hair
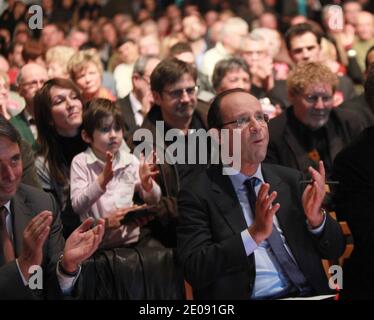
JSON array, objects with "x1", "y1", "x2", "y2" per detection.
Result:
[{"x1": 133, "y1": 54, "x2": 160, "y2": 76}]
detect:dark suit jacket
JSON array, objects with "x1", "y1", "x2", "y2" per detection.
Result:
[
  {"x1": 117, "y1": 94, "x2": 140, "y2": 143},
  {"x1": 333, "y1": 126, "x2": 374, "y2": 298},
  {"x1": 266, "y1": 107, "x2": 364, "y2": 176},
  {"x1": 129, "y1": 104, "x2": 208, "y2": 248},
  {"x1": 0, "y1": 184, "x2": 64, "y2": 299},
  {"x1": 340, "y1": 93, "x2": 374, "y2": 129},
  {"x1": 10, "y1": 111, "x2": 37, "y2": 152},
  {"x1": 177, "y1": 164, "x2": 345, "y2": 300}
]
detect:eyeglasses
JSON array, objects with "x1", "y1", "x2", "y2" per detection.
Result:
[
  {"x1": 221, "y1": 113, "x2": 269, "y2": 129},
  {"x1": 303, "y1": 94, "x2": 333, "y2": 104},
  {"x1": 21, "y1": 79, "x2": 46, "y2": 90},
  {"x1": 163, "y1": 85, "x2": 198, "y2": 99}
]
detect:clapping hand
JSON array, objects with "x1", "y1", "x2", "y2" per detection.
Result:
[
  {"x1": 61, "y1": 218, "x2": 105, "y2": 274},
  {"x1": 98, "y1": 151, "x2": 114, "y2": 190},
  {"x1": 248, "y1": 183, "x2": 280, "y2": 245},
  {"x1": 18, "y1": 211, "x2": 53, "y2": 280},
  {"x1": 139, "y1": 151, "x2": 159, "y2": 192},
  {"x1": 302, "y1": 161, "x2": 326, "y2": 228}
]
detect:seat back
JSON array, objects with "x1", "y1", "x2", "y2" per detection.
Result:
[{"x1": 322, "y1": 211, "x2": 354, "y2": 278}]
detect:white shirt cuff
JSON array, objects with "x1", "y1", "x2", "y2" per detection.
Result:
[
  {"x1": 307, "y1": 212, "x2": 327, "y2": 236},
  {"x1": 241, "y1": 229, "x2": 258, "y2": 256},
  {"x1": 56, "y1": 262, "x2": 81, "y2": 295},
  {"x1": 15, "y1": 258, "x2": 28, "y2": 286}
]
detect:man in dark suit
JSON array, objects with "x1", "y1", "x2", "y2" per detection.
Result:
[
  {"x1": 177, "y1": 89, "x2": 345, "y2": 300},
  {"x1": 117, "y1": 55, "x2": 160, "y2": 142},
  {"x1": 10, "y1": 63, "x2": 49, "y2": 151},
  {"x1": 0, "y1": 115, "x2": 104, "y2": 299},
  {"x1": 333, "y1": 64, "x2": 374, "y2": 299},
  {"x1": 130, "y1": 58, "x2": 208, "y2": 248},
  {"x1": 266, "y1": 62, "x2": 363, "y2": 178}
]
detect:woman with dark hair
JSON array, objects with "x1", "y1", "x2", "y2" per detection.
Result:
[{"x1": 33, "y1": 78, "x2": 87, "y2": 237}]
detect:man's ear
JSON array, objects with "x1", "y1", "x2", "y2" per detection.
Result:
[
  {"x1": 152, "y1": 90, "x2": 162, "y2": 105},
  {"x1": 81, "y1": 129, "x2": 92, "y2": 144}
]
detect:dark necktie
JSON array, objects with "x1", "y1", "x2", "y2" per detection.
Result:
[
  {"x1": 0, "y1": 206, "x2": 15, "y2": 265},
  {"x1": 244, "y1": 178, "x2": 312, "y2": 296}
]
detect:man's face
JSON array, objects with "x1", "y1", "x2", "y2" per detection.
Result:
[
  {"x1": 118, "y1": 41, "x2": 139, "y2": 64},
  {"x1": 182, "y1": 15, "x2": 206, "y2": 41},
  {"x1": 153, "y1": 73, "x2": 197, "y2": 126},
  {"x1": 289, "y1": 32, "x2": 320, "y2": 64},
  {"x1": 356, "y1": 13, "x2": 374, "y2": 41},
  {"x1": 220, "y1": 92, "x2": 269, "y2": 167},
  {"x1": 216, "y1": 69, "x2": 251, "y2": 93},
  {"x1": 291, "y1": 83, "x2": 334, "y2": 130},
  {"x1": 343, "y1": 2, "x2": 361, "y2": 25},
  {"x1": 133, "y1": 58, "x2": 160, "y2": 111},
  {"x1": 41, "y1": 25, "x2": 64, "y2": 49},
  {"x1": 19, "y1": 63, "x2": 48, "y2": 109},
  {"x1": 68, "y1": 31, "x2": 88, "y2": 50},
  {"x1": 10, "y1": 43, "x2": 24, "y2": 68},
  {"x1": 0, "y1": 136, "x2": 22, "y2": 206},
  {"x1": 241, "y1": 39, "x2": 267, "y2": 67}
]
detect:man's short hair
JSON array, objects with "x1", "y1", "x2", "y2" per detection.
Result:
[
  {"x1": 0, "y1": 114, "x2": 21, "y2": 146},
  {"x1": 208, "y1": 88, "x2": 249, "y2": 129},
  {"x1": 150, "y1": 57, "x2": 197, "y2": 94},
  {"x1": 287, "y1": 62, "x2": 338, "y2": 97},
  {"x1": 212, "y1": 57, "x2": 250, "y2": 91},
  {"x1": 133, "y1": 54, "x2": 159, "y2": 77},
  {"x1": 168, "y1": 42, "x2": 193, "y2": 57},
  {"x1": 285, "y1": 23, "x2": 322, "y2": 52}
]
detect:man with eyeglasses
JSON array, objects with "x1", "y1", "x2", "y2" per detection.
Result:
[
  {"x1": 265, "y1": 62, "x2": 363, "y2": 178},
  {"x1": 130, "y1": 57, "x2": 207, "y2": 248},
  {"x1": 10, "y1": 63, "x2": 48, "y2": 151},
  {"x1": 117, "y1": 55, "x2": 160, "y2": 143},
  {"x1": 177, "y1": 88, "x2": 345, "y2": 299}
]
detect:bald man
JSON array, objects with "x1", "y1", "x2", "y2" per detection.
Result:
[{"x1": 10, "y1": 63, "x2": 48, "y2": 150}]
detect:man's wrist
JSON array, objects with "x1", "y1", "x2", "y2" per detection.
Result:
[
  {"x1": 307, "y1": 208, "x2": 326, "y2": 229},
  {"x1": 58, "y1": 255, "x2": 79, "y2": 277}
]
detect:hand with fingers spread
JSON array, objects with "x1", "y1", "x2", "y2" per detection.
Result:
[
  {"x1": 97, "y1": 151, "x2": 114, "y2": 190},
  {"x1": 248, "y1": 183, "x2": 280, "y2": 245},
  {"x1": 17, "y1": 211, "x2": 53, "y2": 280},
  {"x1": 60, "y1": 218, "x2": 105, "y2": 274},
  {"x1": 302, "y1": 161, "x2": 326, "y2": 228},
  {"x1": 139, "y1": 151, "x2": 160, "y2": 192}
]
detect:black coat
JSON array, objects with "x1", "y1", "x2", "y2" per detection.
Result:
[
  {"x1": 333, "y1": 126, "x2": 374, "y2": 298},
  {"x1": 177, "y1": 163, "x2": 345, "y2": 299},
  {"x1": 0, "y1": 184, "x2": 64, "y2": 299},
  {"x1": 266, "y1": 107, "x2": 364, "y2": 177}
]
